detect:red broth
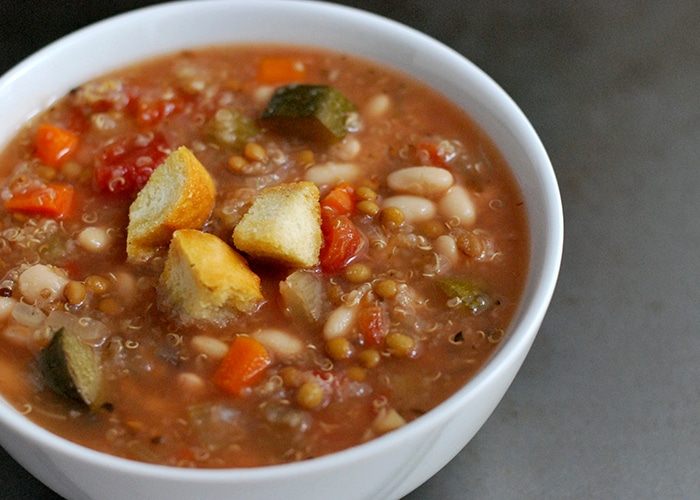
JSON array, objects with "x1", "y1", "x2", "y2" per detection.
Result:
[{"x1": 0, "y1": 45, "x2": 528, "y2": 467}]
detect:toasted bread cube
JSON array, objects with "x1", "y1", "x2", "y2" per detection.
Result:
[
  {"x1": 127, "y1": 146, "x2": 216, "y2": 263},
  {"x1": 233, "y1": 181, "x2": 322, "y2": 268},
  {"x1": 160, "y1": 229, "x2": 264, "y2": 324}
]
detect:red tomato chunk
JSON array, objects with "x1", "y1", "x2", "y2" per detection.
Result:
[{"x1": 94, "y1": 132, "x2": 170, "y2": 195}]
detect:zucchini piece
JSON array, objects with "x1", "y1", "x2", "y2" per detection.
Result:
[
  {"x1": 437, "y1": 279, "x2": 495, "y2": 315},
  {"x1": 38, "y1": 327, "x2": 103, "y2": 408},
  {"x1": 261, "y1": 84, "x2": 356, "y2": 143}
]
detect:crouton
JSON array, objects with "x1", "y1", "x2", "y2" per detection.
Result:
[
  {"x1": 160, "y1": 229, "x2": 264, "y2": 324},
  {"x1": 127, "y1": 146, "x2": 216, "y2": 263},
  {"x1": 233, "y1": 181, "x2": 322, "y2": 268}
]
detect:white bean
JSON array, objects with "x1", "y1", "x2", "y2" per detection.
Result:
[
  {"x1": 191, "y1": 335, "x2": 229, "y2": 360},
  {"x1": 17, "y1": 264, "x2": 69, "y2": 303},
  {"x1": 253, "y1": 85, "x2": 275, "y2": 105},
  {"x1": 304, "y1": 162, "x2": 360, "y2": 188},
  {"x1": 177, "y1": 372, "x2": 206, "y2": 395},
  {"x1": 77, "y1": 226, "x2": 111, "y2": 252},
  {"x1": 365, "y1": 93, "x2": 391, "y2": 118},
  {"x1": 439, "y1": 185, "x2": 476, "y2": 227},
  {"x1": 111, "y1": 270, "x2": 137, "y2": 303},
  {"x1": 434, "y1": 234, "x2": 460, "y2": 268},
  {"x1": 11, "y1": 302, "x2": 46, "y2": 328},
  {"x1": 323, "y1": 304, "x2": 358, "y2": 340},
  {"x1": 382, "y1": 195, "x2": 437, "y2": 224},
  {"x1": 387, "y1": 166, "x2": 454, "y2": 197},
  {"x1": 331, "y1": 137, "x2": 361, "y2": 161},
  {"x1": 254, "y1": 328, "x2": 304, "y2": 359}
]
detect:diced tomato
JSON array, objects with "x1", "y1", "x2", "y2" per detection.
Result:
[
  {"x1": 35, "y1": 124, "x2": 79, "y2": 167},
  {"x1": 64, "y1": 107, "x2": 91, "y2": 135},
  {"x1": 416, "y1": 141, "x2": 454, "y2": 168},
  {"x1": 94, "y1": 132, "x2": 170, "y2": 196},
  {"x1": 212, "y1": 336, "x2": 272, "y2": 397},
  {"x1": 357, "y1": 305, "x2": 388, "y2": 347},
  {"x1": 5, "y1": 183, "x2": 75, "y2": 219},
  {"x1": 135, "y1": 95, "x2": 182, "y2": 128},
  {"x1": 320, "y1": 214, "x2": 365, "y2": 273},
  {"x1": 62, "y1": 260, "x2": 82, "y2": 278},
  {"x1": 320, "y1": 182, "x2": 355, "y2": 217},
  {"x1": 319, "y1": 183, "x2": 364, "y2": 273}
]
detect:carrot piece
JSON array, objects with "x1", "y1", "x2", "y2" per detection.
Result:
[
  {"x1": 35, "y1": 124, "x2": 79, "y2": 167},
  {"x1": 257, "y1": 56, "x2": 306, "y2": 85},
  {"x1": 5, "y1": 183, "x2": 75, "y2": 219},
  {"x1": 211, "y1": 336, "x2": 272, "y2": 396}
]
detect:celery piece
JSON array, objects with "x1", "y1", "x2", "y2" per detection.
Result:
[{"x1": 437, "y1": 279, "x2": 494, "y2": 315}]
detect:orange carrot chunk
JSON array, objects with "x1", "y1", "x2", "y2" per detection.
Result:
[
  {"x1": 5, "y1": 183, "x2": 76, "y2": 219},
  {"x1": 257, "y1": 56, "x2": 306, "y2": 85},
  {"x1": 35, "y1": 124, "x2": 79, "y2": 167},
  {"x1": 212, "y1": 336, "x2": 272, "y2": 396}
]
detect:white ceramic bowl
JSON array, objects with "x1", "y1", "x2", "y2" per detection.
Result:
[{"x1": 0, "y1": 1, "x2": 563, "y2": 499}]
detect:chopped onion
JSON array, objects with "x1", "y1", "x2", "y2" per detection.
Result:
[
  {"x1": 46, "y1": 310, "x2": 110, "y2": 347},
  {"x1": 11, "y1": 302, "x2": 46, "y2": 328},
  {"x1": 0, "y1": 296, "x2": 18, "y2": 322}
]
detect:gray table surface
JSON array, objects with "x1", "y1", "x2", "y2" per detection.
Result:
[{"x1": 2, "y1": 1, "x2": 699, "y2": 498}]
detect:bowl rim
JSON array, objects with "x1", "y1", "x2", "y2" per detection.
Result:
[{"x1": 0, "y1": 0, "x2": 563, "y2": 482}]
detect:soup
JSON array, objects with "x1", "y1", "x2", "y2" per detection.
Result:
[{"x1": 0, "y1": 45, "x2": 528, "y2": 468}]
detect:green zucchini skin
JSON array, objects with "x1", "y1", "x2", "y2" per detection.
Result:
[
  {"x1": 261, "y1": 84, "x2": 356, "y2": 143},
  {"x1": 38, "y1": 327, "x2": 103, "y2": 409}
]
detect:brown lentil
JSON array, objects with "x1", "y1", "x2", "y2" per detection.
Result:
[
  {"x1": 98, "y1": 297, "x2": 123, "y2": 316},
  {"x1": 355, "y1": 186, "x2": 378, "y2": 201},
  {"x1": 64, "y1": 281, "x2": 87, "y2": 305},
  {"x1": 85, "y1": 275, "x2": 110, "y2": 295},
  {"x1": 420, "y1": 219, "x2": 446, "y2": 239},
  {"x1": 279, "y1": 366, "x2": 303, "y2": 388},
  {"x1": 36, "y1": 165, "x2": 57, "y2": 181},
  {"x1": 344, "y1": 262, "x2": 372, "y2": 283},
  {"x1": 326, "y1": 337, "x2": 353, "y2": 361},
  {"x1": 296, "y1": 149, "x2": 315, "y2": 166},
  {"x1": 346, "y1": 366, "x2": 367, "y2": 382},
  {"x1": 380, "y1": 206, "x2": 405, "y2": 228},
  {"x1": 457, "y1": 231, "x2": 487, "y2": 258},
  {"x1": 60, "y1": 161, "x2": 83, "y2": 180},
  {"x1": 243, "y1": 142, "x2": 267, "y2": 162},
  {"x1": 296, "y1": 381, "x2": 324, "y2": 410},
  {"x1": 359, "y1": 349, "x2": 381, "y2": 368},
  {"x1": 227, "y1": 155, "x2": 247, "y2": 172},
  {"x1": 374, "y1": 279, "x2": 398, "y2": 299},
  {"x1": 357, "y1": 200, "x2": 380, "y2": 217},
  {"x1": 385, "y1": 332, "x2": 415, "y2": 358}
]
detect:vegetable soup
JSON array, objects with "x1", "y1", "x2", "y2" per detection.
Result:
[{"x1": 0, "y1": 45, "x2": 528, "y2": 467}]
